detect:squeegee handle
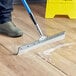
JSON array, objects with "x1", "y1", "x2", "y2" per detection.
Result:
[
  {"x1": 22, "y1": 0, "x2": 32, "y2": 14},
  {"x1": 22, "y1": 0, "x2": 44, "y2": 36}
]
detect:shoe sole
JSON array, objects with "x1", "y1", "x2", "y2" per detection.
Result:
[{"x1": 0, "y1": 29, "x2": 23, "y2": 37}]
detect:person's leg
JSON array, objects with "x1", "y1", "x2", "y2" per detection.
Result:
[
  {"x1": 0, "y1": 0, "x2": 13, "y2": 23},
  {"x1": 0, "y1": 0, "x2": 23, "y2": 37}
]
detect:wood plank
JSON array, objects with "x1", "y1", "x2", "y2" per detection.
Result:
[
  {"x1": 0, "y1": 3, "x2": 76, "y2": 76},
  {"x1": 0, "y1": 45, "x2": 66, "y2": 76}
]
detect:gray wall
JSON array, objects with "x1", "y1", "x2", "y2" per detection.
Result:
[
  {"x1": 13, "y1": 0, "x2": 46, "y2": 4},
  {"x1": 28, "y1": 0, "x2": 45, "y2": 2},
  {"x1": 13, "y1": 0, "x2": 21, "y2": 4}
]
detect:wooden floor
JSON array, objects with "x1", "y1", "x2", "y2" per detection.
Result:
[{"x1": 0, "y1": 3, "x2": 76, "y2": 76}]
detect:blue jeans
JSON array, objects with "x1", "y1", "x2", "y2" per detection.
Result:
[{"x1": 0, "y1": 0, "x2": 13, "y2": 24}]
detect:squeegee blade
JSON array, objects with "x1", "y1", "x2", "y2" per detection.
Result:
[{"x1": 17, "y1": 31, "x2": 65, "y2": 55}]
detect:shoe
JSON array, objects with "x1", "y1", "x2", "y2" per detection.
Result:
[{"x1": 0, "y1": 21, "x2": 23, "y2": 37}]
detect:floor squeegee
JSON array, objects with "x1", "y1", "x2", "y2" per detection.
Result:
[{"x1": 17, "y1": 0, "x2": 65, "y2": 55}]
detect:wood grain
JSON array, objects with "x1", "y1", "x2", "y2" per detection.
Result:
[{"x1": 0, "y1": 3, "x2": 76, "y2": 76}]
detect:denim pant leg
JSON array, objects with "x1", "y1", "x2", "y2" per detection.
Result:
[{"x1": 0, "y1": 0, "x2": 13, "y2": 24}]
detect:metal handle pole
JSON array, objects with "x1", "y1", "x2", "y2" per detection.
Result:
[{"x1": 22, "y1": 0, "x2": 44, "y2": 36}]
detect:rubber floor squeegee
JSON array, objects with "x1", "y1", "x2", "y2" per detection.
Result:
[{"x1": 17, "y1": 0, "x2": 65, "y2": 55}]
